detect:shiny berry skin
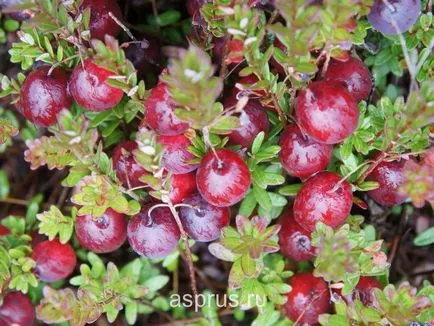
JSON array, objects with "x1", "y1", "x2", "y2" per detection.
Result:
[
  {"x1": 159, "y1": 134, "x2": 199, "y2": 174},
  {"x1": 196, "y1": 149, "x2": 251, "y2": 207},
  {"x1": 0, "y1": 292, "x2": 35, "y2": 326},
  {"x1": 31, "y1": 239, "x2": 76, "y2": 282},
  {"x1": 68, "y1": 59, "x2": 124, "y2": 112},
  {"x1": 75, "y1": 208, "x2": 127, "y2": 253},
  {"x1": 295, "y1": 80, "x2": 359, "y2": 144},
  {"x1": 367, "y1": 159, "x2": 407, "y2": 207},
  {"x1": 127, "y1": 204, "x2": 180, "y2": 258},
  {"x1": 20, "y1": 66, "x2": 72, "y2": 127},
  {"x1": 143, "y1": 82, "x2": 190, "y2": 136},
  {"x1": 279, "y1": 124, "x2": 333, "y2": 179},
  {"x1": 169, "y1": 172, "x2": 197, "y2": 204},
  {"x1": 367, "y1": 0, "x2": 421, "y2": 35},
  {"x1": 81, "y1": 0, "x2": 122, "y2": 41},
  {"x1": 284, "y1": 273, "x2": 331, "y2": 325},
  {"x1": 278, "y1": 209, "x2": 315, "y2": 261},
  {"x1": 112, "y1": 140, "x2": 147, "y2": 188},
  {"x1": 324, "y1": 57, "x2": 373, "y2": 102},
  {"x1": 224, "y1": 94, "x2": 269, "y2": 149},
  {"x1": 334, "y1": 276, "x2": 383, "y2": 306},
  {"x1": 293, "y1": 172, "x2": 353, "y2": 232},
  {"x1": 180, "y1": 193, "x2": 231, "y2": 242},
  {"x1": 0, "y1": 225, "x2": 10, "y2": 236}
]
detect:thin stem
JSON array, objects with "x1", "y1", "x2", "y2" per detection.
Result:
[
  {"x1": 166, "y1": 201, "x2": 198, "y2": 297},
  {"x1": 108, "y1": 12, "x2": 137, "y2": 42}
]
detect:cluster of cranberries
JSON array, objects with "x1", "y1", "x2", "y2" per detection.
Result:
[{"x1": 2, "y1": 0, "x2": 418, "y2": 324}]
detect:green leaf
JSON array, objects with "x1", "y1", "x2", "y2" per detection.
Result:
[
  {"x1": 0, "y1": 170, "x2": 10, "y2": 199},
  {"x1": 414, "y1": 227, "x2": 434, "y2": 246},
  {"x1": 252, "y1": 186, "x2": 272, "y2": 211}
]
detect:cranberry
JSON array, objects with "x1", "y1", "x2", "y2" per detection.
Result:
[
  {"x1": 169, "y1": 172, "x2": 197, "y2": 204},
  {"x1": 367, "y1": 0, "x2": 421, "y2": 35},
  {"x1": 279, "y1": 124, "x2": 333, "y2": 179},
  {"x1": 179, "y1": 193, "x2": 231, "y2": 242},
  {"x1": 278, "y1": 209, "x2": 315, "y2": 261},
  {"x1": 196, "y1": 149, "x2": 251, "y2": 207},
  {"x1": 75, "y1": 208, "x2": 127, "y2": 253},
  {"x1": 159, "y1": 134, "x2": 199, "y2": 174},
  {"x1": 142, "y1": 82, "x2": 190, "y2": 136},
  {"x1": 225, "y1": 39, "x2": 244, "y2": 65},
  {"x1": 20, "y1": 66, "x2": 72, "y2": 127},
  {"x1": 0, "y1": 225, "x2": 10, "y2": 236},
  {"x1": 284, "y1": 273, "x2": 331, "y2": 325},
  {"x1": 224, "y1": 93, "x2": 269, "y2": 149},
  {"x1": 127, "y1": 204, "x2": 180, "y2": 258},
  {"x1": 112, "y1": 140, "x2": 147, "y2": 188},
  {"x1": 186, "y1": 0, "x2": 208, "y2": 16},
  {"x1": 31, "y1": 239, "x2": 76, "y2": 282},
  {"x1": 324, "y1": 57, "x2": 372, "y2": 102},
  {"x1": 125, "y1": 35, "x2": 161, "y2": 79},
  {"x1": 293, "y1": 172, "x2": 353, "y2": 232},
  {"x1": 68, "y1": 59, "x2": 124, "y2": 112},
  {"x1": 334, "y1": 276, "x2": 383, "y2": 307},
  {"x1": 81, "y1": 0, "x2": 122, "y2": 41},
  {"x1": 367, "y1": 159, "x2": 407, "y2": 207},
  {"x1": 0, "y1": 292, "x2": 35, "y2": 326},
  {"x1": 295, "y1": 80, "x2": 359, "y2": 144}
]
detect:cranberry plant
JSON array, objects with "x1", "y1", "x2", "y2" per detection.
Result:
[{"x1": 0, "y1": 0, "x2": 433, "y2": 325}]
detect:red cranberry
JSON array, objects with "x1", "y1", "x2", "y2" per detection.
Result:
[
  {"x1": 196, "y1": 149, "x2": 251, "y2": 207},
  {"x1": 81, "y1": 0, "x2": 122, "y2": 41},
  {"x1": 112, "y1": 140, "x2": 147, "y2": 188},
  {"x1": 225, "y1": 39, "x2": 244, "y2": 65},
  {"x1": 279, "y1": 124, "x2": 333, "y2": 179},
  {"x1": 333, "y1": 276, "x2": 383, "y2": 307},
  {"x1": 31, "y1": 239, "x2": 76, "y2": 282},
  {"x1": 20, "y1": 66, "x2": 71, "y2": 127},
  {"x1": 159, "y1": 134, "x2": 199, "y2": 174},
  {"x1": 169, "y1": 172, "x2": 197, "y2": 204},
  {"x1": 179, "y1": 193, "x2": 231, "y2": 242},
  {"x1": 278, "y1": 209, "x2": 315, "y2": 261},
  {"x1": 75, "y1": 208, "x2": 127, "y2": 253},
  {"x1": 224, "y1": 94, "x2": 269, "y2": 149},
  {"x1": 295, "y1": 80, "x2": 359, "y2": 144},
  {"x1": 324, "y1": 57, "x2": 372, "y2": 102},
  {"x1": 142, "y1": 82, "x2": 190, "y2": 136},
  {"x1": 127, "y1": 204, "x2": 180, "y2": 258},
  {"x1": 68, "y1": 59, "x2": 124, "y2": 112},
  {"x1": 0, "y1": 225, "x2": 10, "y2": 236},
  {"x1": 0, "y1": 292, "x2": 35, "y2": 326},
  {"x1": 367, "y1": 159, "x2": 407, "y2": 207},
  {"x1": 284, "y1": 273, "x2": 331, "y2": 325},
  {"x1": 293, "y1": 172, "x2": 353, "y2": 232},
  {"x1": 186, "y1": 0, "x2": 208, "y2": 16}
]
